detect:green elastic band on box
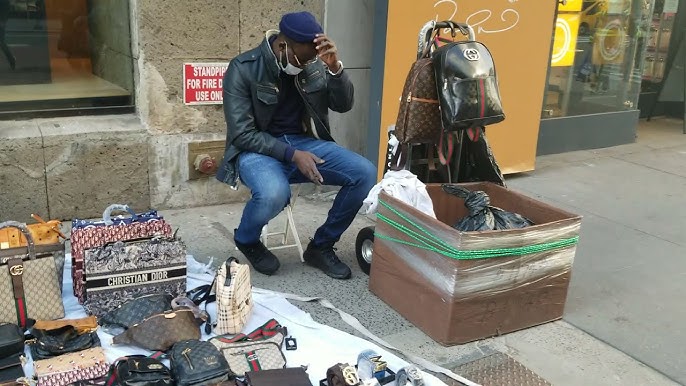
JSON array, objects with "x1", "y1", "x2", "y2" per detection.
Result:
[{"x1": 376, "y1": 199, "x2": 579, "y2": 260}]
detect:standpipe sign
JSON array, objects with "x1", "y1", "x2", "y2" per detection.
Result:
[{"x1": 183, "y1": 63, "x2": 228, "y2": 105}]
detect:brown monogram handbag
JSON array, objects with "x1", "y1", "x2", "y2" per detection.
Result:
[{"x1": 394, "y1": 26, "x2": 443, "y2": 145}]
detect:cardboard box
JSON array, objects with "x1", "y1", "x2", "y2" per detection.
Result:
[{"x1": 369, "y1": 183, "x2": 582, "y2": 346}]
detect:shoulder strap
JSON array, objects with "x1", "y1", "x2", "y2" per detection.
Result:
[{"x1": 215, "y1": 318, "x2": 283, "y2": 343}]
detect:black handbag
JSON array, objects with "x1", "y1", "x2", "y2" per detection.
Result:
[
  {"x1": 109, "y1": 356, "x2": 173, "y2": 386},
  {"x1": 100, "y1": 293, "x2": 173, "y2": 331},
  {"x1": 244, "y1": 367, "x2": 313, "y2": 386},
  {"x1": 170, "y1": 339, "x2": 233, "y2": 386},
  {"x1": 0, "y1": 324, "x2": 24, "y2": 360},
  {"x1": 0, "y1": 354, "x2": 24, "y2": 385},
  {"x1": 431, "y1": 22, "x2": 505, "y2": 131},
  {"x1": 28, "y1": 325, "x2": 101, "y2": 360}
]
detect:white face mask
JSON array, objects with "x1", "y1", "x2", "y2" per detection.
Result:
[{"x1": 279, "y1": 42, "x2": 303, "y2": 76}]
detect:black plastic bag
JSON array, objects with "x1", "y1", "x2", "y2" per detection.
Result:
[{"x1": 442, "y1": 184, "x2": 534, "y2": 231}]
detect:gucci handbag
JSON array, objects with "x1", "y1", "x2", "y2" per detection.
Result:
[
  {"x1": 170, "y1": 340, "x2": 232, "y2": 386},
  {"x1": 70, "y1": 204, "x2": 173, "y2": 302},
  {"x1": 210, "y1": 319, "x2": 286, "y2": 374},
  {"x1": 214, "y1": 257, "x2": 253, "y2": 335},
  {"x1": 431, "y1": 22, "x2": 505, "y2": 131},
  {"x1": 82, "y1": 236, "x2": 187, "y2": 318},
  {"x1": 0, "y1": 222, "x2": 64, "y2": 327},
  {"x1": 33, "y1": 347, "x2": 110, "y2": 386}
]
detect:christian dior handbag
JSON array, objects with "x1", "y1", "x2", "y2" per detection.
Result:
[
  {"x1": 0, "y1": 222, "x2": 64, "y2": 327},
  {"x1": 82, "y1": 236, "x2": 187, "y2": 318},
  {"x1": 70, "y1": 204, "x2": 173, "y2": 302}
]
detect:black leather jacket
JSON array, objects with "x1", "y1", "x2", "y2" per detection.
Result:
[{"x1": 216, "y1": 31, "x2": 354, "y2": 187}]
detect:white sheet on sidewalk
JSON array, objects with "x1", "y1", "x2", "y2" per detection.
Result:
[{"x1": 21, "y1": 256, "x2": 447, "y2": 386}]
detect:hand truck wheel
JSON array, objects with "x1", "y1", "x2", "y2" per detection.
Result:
[{"x1": 355, "y1": 226, "x2": 375, "y2": 275}]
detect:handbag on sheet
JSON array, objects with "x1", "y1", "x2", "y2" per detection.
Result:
[
  {"x1": 214, "y1": 257, "x2": 253, "y2": 335},
  {"x1": 244, "y1": 367, "x2": 313, "y2": 386},
  {"x1": 82, "y1": 235, "x2": 186, "y2": 318},
  {"x1": 0, "y1": 324, "x2": 24, "y2": 360},
  {"x1": 107, "y1": 356, "x2": 174, "y2": 386},
  {"x1": 169, "y1": 339, "x2": 232, "y2": 386},
  {"x1": 28, "y1": 325, "x2": 101, "y2": 360},
  {"x1": 33, "y1": 347, "x2": 109, "y2": 386},
  {"x1": 99, "y1": 293, "x2": 173, "y2": 330},
  {"x1": 0, "y1": 222, "x2": 64, "y2": 328},
  {"x1": 0, "y1": 353, "x2": 25, "y2": 386},
  {"x1": 112, "y1": 309, "x2": 200, "y2": 352},
  {"x1": 70, "y1": 204, "x2": 173, "y2": 303},
  {"x1": 210, "y1": 319, "x2": 287, "y2": 374}
]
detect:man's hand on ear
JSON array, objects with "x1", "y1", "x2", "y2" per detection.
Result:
[{"x1": 314, "y1": 34, "x2": 340, "y2": 73}]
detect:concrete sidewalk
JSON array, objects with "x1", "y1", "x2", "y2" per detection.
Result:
[{"x1": 160, "y1": 118, "x2": 683, "y2": 386}]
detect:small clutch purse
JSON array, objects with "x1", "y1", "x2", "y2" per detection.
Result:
[
  {"x1": 112, "y1": 310, "x2": 200, "y2": 352},
  {"x1": 33, "y1": 347, "x2": 109, "y2": 386}
]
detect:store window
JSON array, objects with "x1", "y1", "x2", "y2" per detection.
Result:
[
  {"x1": 542, "y1": 0, "x2": 654, "y2": 118},
  {"x1": 0, "y1": 0, "x2": 133, "y2": 115},
  {"x1": 638, "y1": 0, "x2": 683, "y2": 118}
]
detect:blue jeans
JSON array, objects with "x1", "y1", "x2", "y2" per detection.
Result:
[{"x1": 234, "y1": 135, "x2": 377, "y2": 246}]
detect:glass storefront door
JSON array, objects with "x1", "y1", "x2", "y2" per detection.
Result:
[
  {"x1": 544, "y1": 0, "x2": 654, "y2": 117},
  {"x1": 538, "y1": 0, "x2": 656, "y2": 154}
]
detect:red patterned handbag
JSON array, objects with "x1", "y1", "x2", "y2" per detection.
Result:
[{"x1": 70, "y1": 204, "x2": 172, "y2": 303}]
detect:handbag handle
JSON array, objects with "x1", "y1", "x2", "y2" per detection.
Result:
[
  {"x1": 102, "y1": 204, "x2": 139, "y2": 226},
  {"x1": 419, "y1": 20, "x2": 476, "y2": 59},
  {"x1": 0, "y1": 221, "x2": 36, "y2": 259}
]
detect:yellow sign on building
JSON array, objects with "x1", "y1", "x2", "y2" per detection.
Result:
[
  {"x1": 559, "y1": 0, "x2": 583, "y2": 12},
  {"x1": 551, "y1": 14, "x2": 581, "y2": 67}
]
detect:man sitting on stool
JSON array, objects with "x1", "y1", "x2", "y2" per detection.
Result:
[{"x1": 217, "y1": 11, "x2": 377, "y2": 280}]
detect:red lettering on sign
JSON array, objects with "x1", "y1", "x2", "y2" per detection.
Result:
[{"x1": 183, "y1": 63, "x2": 229, "y2": 105}]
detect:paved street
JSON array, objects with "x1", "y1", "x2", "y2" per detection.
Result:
[{"x1": 157, "y1": 118, "x2": 684, "y2": 385}]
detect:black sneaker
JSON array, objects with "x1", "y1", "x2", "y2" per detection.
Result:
[
  {"x1": 234, "y1": 237, "x2": 280, "y2": 275},
  {"x1": 303, "y1": 241, "x2": 352, "y2": 280}
]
